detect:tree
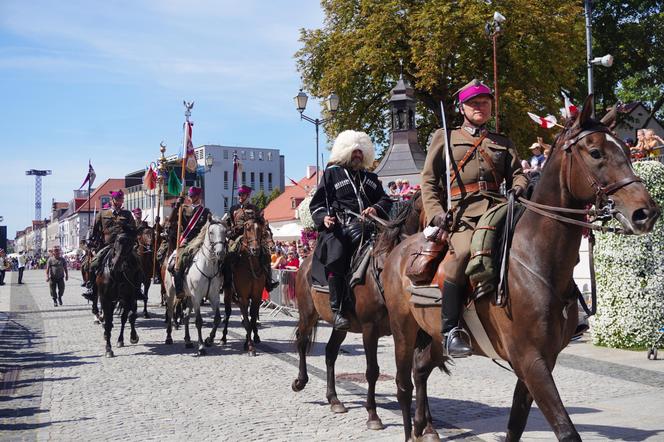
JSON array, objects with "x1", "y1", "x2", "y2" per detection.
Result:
[
  {"x1": 296, "y1": 0, "x2": 584, "y2": 157},
  {"x1": 267, "y1": 187, "x2": 282, "y2": 204},
  {"x1": 251, "y1": 190, "x2": 268, "y2": 211}
]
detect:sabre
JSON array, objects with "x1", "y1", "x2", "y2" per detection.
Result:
[{"x1": 440, "y1": 100, "x2": 452, "y2": 214}]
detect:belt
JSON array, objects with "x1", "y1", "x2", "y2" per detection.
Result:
[{"x1": 450, "y1": 181, "x2": 499, "y2": 197}]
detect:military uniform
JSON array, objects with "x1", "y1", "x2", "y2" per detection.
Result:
[{"x1": 421, "y1": 126, "x2": 528, "y2": 285}]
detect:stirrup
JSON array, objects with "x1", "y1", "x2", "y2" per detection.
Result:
[{"x1": 445, "y1": 326, "x2": 472, "y2": 358}]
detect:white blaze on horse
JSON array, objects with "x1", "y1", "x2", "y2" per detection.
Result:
[{"x1": 164, "y1": 218, "x2": 227, "y2": 355}]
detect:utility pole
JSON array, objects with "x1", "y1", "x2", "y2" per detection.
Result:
[{"x1": 25, "y1": 169, "x2": 52, "y2": 256}]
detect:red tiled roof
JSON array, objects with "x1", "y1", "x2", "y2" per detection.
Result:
[
  {"x1": 75, "y1": 179, "x2": 125, "y2": 213},
  {"x1": 264, "y1": 171, "x2": 320, "y2": 223}
]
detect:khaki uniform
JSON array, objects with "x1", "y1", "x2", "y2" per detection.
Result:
[
  {"x1": 421, "y1": 126, "x2": 528, "y2": 285},
  {"x1": 89, "y1": 208, "x2": 138, "y2": 269}
]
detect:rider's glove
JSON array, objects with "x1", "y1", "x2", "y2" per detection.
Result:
[{"x1": 509, "y1": 185, "x2": 525, "y2": 199}]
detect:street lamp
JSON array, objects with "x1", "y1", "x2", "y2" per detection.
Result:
[
  {"x1": 294, "y1": 89, "x2": 339, "y2": 184},
  {"x1": 486, "y1": 11, "x2": 506, "y2": 132},
  {"x1": 584, "y1": 0, "x2": 613, "y2": 116},
  {"x1": 205, "y1": 153, "x2": 214, "y2": 171}
]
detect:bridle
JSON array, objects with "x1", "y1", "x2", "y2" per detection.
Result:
[
  {"x1": 519, "y1": 127, "x2": 641, "y2": 234},
  {"x1": 193, "y1": 222, "x2": 225, "y2": 298}
]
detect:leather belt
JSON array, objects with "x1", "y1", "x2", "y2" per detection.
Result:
[{"x1": 450, "y1": 181, "x2": 499, "y2": 197}]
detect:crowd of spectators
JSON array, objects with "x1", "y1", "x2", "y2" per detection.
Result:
[
  {"x1": 629, "y1": 129, "x2": 664, "y2": 160},
  {"x1": 387, "y1": 179, "x2": 420, "y2": 201}
]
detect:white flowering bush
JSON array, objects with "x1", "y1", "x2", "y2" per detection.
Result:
[
  {"x1": 296, "y1": 196, "x2": 316, "y2": 229},
  {"x1": 592, "y1": 161, "x2": 664, "y2": 349}
]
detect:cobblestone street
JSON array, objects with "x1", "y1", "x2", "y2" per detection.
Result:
[{"x1": 1, "y1": 270, "x2": 663, "y2": 441}]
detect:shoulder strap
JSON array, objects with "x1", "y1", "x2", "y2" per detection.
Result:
[{"x1": 449, "y1": 133, "x2": 487, "y2": 186}]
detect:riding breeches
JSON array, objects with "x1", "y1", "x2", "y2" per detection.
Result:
[{"x1": 441, "y1": 216, "x2": 479, "y2": 287}]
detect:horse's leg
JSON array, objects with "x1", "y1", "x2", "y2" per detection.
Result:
[
  {"x1": 117, "y1": 304, "x2": 128, "y2": 347},
  {"x1": 505, "y1": 378, "x2": 534, "y2": 441},
  {"x1": 183, "y1": 299, "x2": 193, "y2": 349},
  {"x1": 291, "y1": 300, "x2": 319, "y2": 392},
  {"x1": 362, "y1": 323, "x2": 384, "y2": 430},
  {"x1": 143, "y1": 280, "x2": 151, "y2": 318},
  {"x1": 518, "y1": 355, "x2": 580, "y2": 441},
  {"x1": 194, "y1": 303, "x2": 206, "y2": 356},
  {"x1": 325, "y1": 328, "x2": 348, "y2": 413},
  {"x1": 390, "y1": 313, "x2": 419, "y2": 441},
  {"x1": 102, "y1": 294, "x2": 114, "y2": 358},
  {"x1": 221, "y1": 288, "x2": 232, "y2": 344},
  {"x1": 239, "y1": 299, "x2": 252, "y2": 354},
  {"x1": 250, "y1": 297, "x2": 261, "y2": 345},
  {"x1": 412, "y1": 331, "x2": 439, "y2": 440},
  {"x1": 165, "y1": 297, "x2": 174, "y2": 345},
  {"x1": 129, "y1": 295, "x2": 139, "y2": 344},
  {"x1": 205, "y1": 292, "x2": 221, "y2": 347}
]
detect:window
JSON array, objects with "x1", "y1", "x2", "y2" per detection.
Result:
[
  {"x1": 291, "y1": 198, "x2": 297, "y2": 209},
  {"x1": 259, "y1": 172, "x2": 264, "y2": 190},
  {"x1": 242, "y1": 171, "x2": 246, "y2": 184},
  {"x1": 224, "y1": 197, "x2": 228, "y2": 212},
  {"x1": 268, "y1": 173, "x2": 273, "y2": 191},
  {"x1": 267, "y1": 152, "x2": 272, "y2": 161},
  {"x1": 241, "y1": 151, "x2": 247, "y2": 160},
  {"x1": 250, "y1": 151, "x2": 255, "y2": 160},
  {"x1": 100, "y1": 196, "x2": 111, "y2": 208},
  {"x1": 258, "y1": 152, "x2": 263, "y2": 161},
  {"x1": 224, "y1": 171, "x2": 228, "y2": 189},
  {"x1": 250, "y1": 172, "x2": 255, "y2": 189},
  {"x1": 223, "y1": 150, "x2": 228, "y2": 159}
]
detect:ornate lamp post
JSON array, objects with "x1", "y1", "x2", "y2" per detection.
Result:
[
  {"x1": 294, "y1": 90, "x2": 339, "y2": 184},
  {"x1": 486, "y1": 11, "x2": 506, "y2": 132},
  {"x1": 584, "y1": 0, "x2": 613, "y2": 117}
]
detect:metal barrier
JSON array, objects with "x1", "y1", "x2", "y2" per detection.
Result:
[{"x1": 261, "y1": 268, "x2": 299, "y2": 317}]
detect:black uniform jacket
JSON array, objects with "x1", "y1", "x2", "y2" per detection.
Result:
[{"x1": 309, "y1": 165, "x2": 392, "y2": 285}]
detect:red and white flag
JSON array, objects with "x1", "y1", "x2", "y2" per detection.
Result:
[
  {"x1": 527, "y1": 112, "x2": 558, "y2": 129},
  {"x1": 78, "y1": 161, "x2": 96, "y2": 189},
  {"x1": 143, "y1": 165, "x2": 157, "y2": 191},
  {"x1": 183, "y1": 120, "x2": 197, "y2": 173},
  {"x1": 561, "y1": 91, "x2": 578, "y2": 119}
]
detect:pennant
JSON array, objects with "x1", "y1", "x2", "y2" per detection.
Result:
[
  {"x1": 79, "y1": 161, "x2": 96, "y2": 190},
  {"x1": 288, "y1": 177, "x2": 299, "y2": 186},
  {"x1": 561, "y1": 91, "x2": 578, "y2": 119},
  {"x1": 527, "y1": 112, "x2": 559, "y2": 129},
  {"x1": 167, "y1": 169, "x2": 182, "y2": 196},
  {"x1": 143, "y1": 165, "x2": 157, "y2": 191},
  {"x1": 183, "y1": 120, "x2": 197, "y2": 173},
  {"x1": 232, "y1": 152, "x2": 243, "y2": 184}
]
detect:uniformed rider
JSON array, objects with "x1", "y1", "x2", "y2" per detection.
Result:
[
  {"x1": 309, "y1": 130, "x2": 393, "y2": 331},
  {"x1": 82, "y1": 190, "x2": 139, "y2": 299},
  {"x1": 224, "y1": 185, "x2": 278, "y2": 292},
  {"x1": 132, "y1": 207, "x2": 150, "y2": 234},
  {"x1": 420, "y1": 79, "x2": 528, "y2": 357},
  {"x1": 168, "y1": 186, "x2": 211, "y2": 297}
]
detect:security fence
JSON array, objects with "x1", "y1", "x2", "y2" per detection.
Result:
[{"x1": 261, "y1": 268, "x2": 299, "y2": 317}]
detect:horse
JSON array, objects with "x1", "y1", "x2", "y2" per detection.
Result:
[
  {"x1": 81, "y1": 247, "x2": 103, "y2": 324},
  {"x1": 291, "y1": 195, "x2": 425, "y2": 430},
  {"x1": 380, "y1": 96, "x2": 661, "y2": 441},
  {"x1": 164, "y1": 218, "x2": 227, "y2": 356},
  {"x1": 137, "y1": 226, "x2": 154, "y2": 318},
  {"x1": 221, "y1": 217, "x2": 269, "y2": 356},
  {"x1": 96, "y1": 232, "x2": 143, "y2": 358}
]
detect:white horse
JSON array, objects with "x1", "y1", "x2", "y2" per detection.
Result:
[{"x1": 164, "y1": 218, "x2": 227, "y2": 355}]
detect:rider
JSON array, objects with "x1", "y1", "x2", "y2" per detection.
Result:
[
  {"x1": 309, "y1": 130, "x2": 393, "y2": 331},
  {"x1": 168, "y1": 186, "x2": 212, "y2": 298},
  {"x1": 82, "y1": 190, "x2": 139, "y2": 300},
  {"x1": 224, "y1": 185, "x2": 278, "y2": 292},
  {"x1": 132, "y1": 207, "x2": 150, "y2": 235},
  {"x1": 420, "y1": 79, "x2": 528, "y2": 357}
]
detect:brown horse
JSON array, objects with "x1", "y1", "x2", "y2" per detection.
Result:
[
  {"x1": 381, "y1": 97, "x2": 661, "y2": 441},
  {"x1": 291, "y1": 196, "x2": 424, "y2": 430},
  {"x1": 137, "y1": 226, "x2": 154, "y2": 318},
  {"x1": 222, "y1": 218, "x2": 269, "y2": 355},
  {"x1": 81, "y1": 247, "x2": 102, "y2": 323}
]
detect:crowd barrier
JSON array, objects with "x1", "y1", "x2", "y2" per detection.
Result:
[{"x1": 261, "y1": 268, "x2": 299, "y2": 317}]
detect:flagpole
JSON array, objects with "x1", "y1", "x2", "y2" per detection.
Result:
[
  {"x1": 87, "y1": 160, "x2": 92, "y2": 233},
  {"x1": 231, "y1": 151, "x2": 238, "y2": 209},
  {"x1": 152, "y1": 142, "x2": 167, "y2": 279},
  {"x1": 175, "y1": 102, "x2": 194, "y2": 270}
]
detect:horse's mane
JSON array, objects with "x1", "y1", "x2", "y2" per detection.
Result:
[
  {"x1": 374, "y1": 192, "x2": 421, "y2": 256},
  {"x1": 184, "y1": 221, "x2": 210, "y2": 253}
]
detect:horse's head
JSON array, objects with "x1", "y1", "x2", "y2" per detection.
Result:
[
  {"x1": 241, "y1": 218, "x2": 264, "y2": 257},
  {"x1": 207, "y1": 218, "x2": 227, "y2": 261},
  {"x1": 111, "y1": 233, "x2": 136, "y2": 271},
  {"x1": 556, "y1": 95, "x2": 660, "y2": 234},
  {"x1": 138, "y1": 227, "x2": 154, "y2": 249}
]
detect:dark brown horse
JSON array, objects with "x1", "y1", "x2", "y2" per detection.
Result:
[
  {"x1": 96, "y1": 233, "x2": 143, "y2": 358},
  {"x1": 222, "y1": 218, "x2": 269, "y2": 355},
  {"x1": 81, "y1": 247, "x2": 102, "y2": 323},
  {"x1": 291, "y1": 196, "x2": 424, "y2": 431},
  {"x1": 381, "y1": 97, "x2": 660, "y2": 441},
  {"x1": 137, "y1": 226, "x2": 154, "y2": 318}
]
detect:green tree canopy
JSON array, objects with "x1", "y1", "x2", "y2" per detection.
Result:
[
  {"x1": 251, "y1": 190, "x2": 268, "y2": 211},
  {"x1": 296, "y1": 0, "x2": 585, "y2": 157}
]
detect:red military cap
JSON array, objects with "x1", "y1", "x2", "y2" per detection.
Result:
[
  {"x1": 238, "y1": 185, "x2": 252, "y2": 195},
  {"x1": 456, "y1": 79, "x2": 494, "y2": 104}
]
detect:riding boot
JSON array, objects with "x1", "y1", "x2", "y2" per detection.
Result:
[
  {"x1": 441, "y1": 280, "x2": 472, "y2": 358},
  {"x1": 328, "y1": 275, "x2": 350, "y2": 331},
  {"x1": 174, "y1": 267, "x2": 185, "y2": 297},
  {"x1": 264, "y1": 263, "x2": 279, "y2": 292}
]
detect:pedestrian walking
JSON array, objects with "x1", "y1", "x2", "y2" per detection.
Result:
[
  {"x1": 0, "y1": 249, "x2": 8, "y2": 286},
  {"x1": 46, "y1": 248, "x2": 68, "y2": 306},
  {"x1": 17, "y1": 251, "x2": 27, "y2": 284}
]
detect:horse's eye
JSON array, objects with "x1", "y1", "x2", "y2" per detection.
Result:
[{"x1": 589, "y1": 149, "x2": 602, "y2": 159}]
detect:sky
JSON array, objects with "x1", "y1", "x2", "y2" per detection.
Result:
[{"x1": 0, "y1": 0, "x2": 328, "y2": 238}]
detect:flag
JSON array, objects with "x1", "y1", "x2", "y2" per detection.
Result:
[
  {"x1": 527, "y1": 112, "x2": 559, "y2": 129},
  {"x1": 183, "y1": 120, "x2": 197, "y2": 173},
  {"x1": 288, "y1": 177, "x2": 299, "y2": 186},
  {"x1": 79, "y1": 161, "x2": 96, "y2": 190},
  {"x1": 143, "y1": 165, "x2": 157, "y2": 191},
  {"x1": 561, "y1": 91, "x2": 578, "y2": 119},
  {"x1": 167, "y1": 169, "x2": 182, "y2": 195},
  {"x1": 232, "y1": 152, "x2": 243, "y2": 184}
]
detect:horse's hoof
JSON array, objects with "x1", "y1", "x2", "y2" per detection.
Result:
[
  {"x1": 130, "y1": 336, "x2": 139, "y2": 345},
  {"x1": 165, "y1": 337, "x2": 173, "y2": 345},
  {"x1": 291, "y1": 379, "x2": 307, "y2": 392},
  {"x1": 330, "y1": 403, "x2": 347, "y2": 414},
  {"x1": 248, "y1": 350, "x2": 256, "y2": 357},
  {"x1": 366, "y1": 419, "x2": 384, "y2": 431},
  {"x1": 117, "y1": 341, "x2": 124, "y2": 348},
  {"x1": 143, "y1": 312, "x2": 150, "y2": 319},
  {"x1": 254, "y1": 335, "x2": 261, "y2": 344},
  {"x1": 417, "y1": 432, "x2": 441, "y2": 442},
  {"x1": 204, "y1": 337, "x2": 213, "y2": 347},
  {"x1": 105, "y1": 350, "x2": 115, "y2": 358},
  {"x1": 185, "y1": 342, "x2": 194, "y2": 349},
  {"x1": 221, "y1": 337, "x2": 227, "y2": 345},
  {"x1": 197, "y1": 348, "x2": 207, "y2": 356}
]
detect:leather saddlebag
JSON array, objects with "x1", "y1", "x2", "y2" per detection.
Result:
[{"x1": 405, "y1": 232, "x2": 448, "y2": 286}]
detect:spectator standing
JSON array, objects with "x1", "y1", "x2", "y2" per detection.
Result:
[
  {"x1": 387, "y1": 181, "x2": 400, "y2": 199},
  {"x1": 529, "y1": 141, "x2": 546, "y2": 171},
  {"x1": 644, "y1": 129, "x2": 664, "y2": 157},
  {"x1": 399, "y1": 179, "x2": 412, "y2": 199},
  {"x1": 46, "y1": 248, "x2": 68, "y2": 306},
  {"x1": 0, "y1": 249, "x2": 8, "y2": 286},
  {"x1": 17, "y1": 251, "x2": 27, "y2": 284},
  {"x1": 284, "y1": 251, "x2": 300, "y2": 270},
  {"x1": 271, "y1": 250, "x2": 286, "y2": 269}
]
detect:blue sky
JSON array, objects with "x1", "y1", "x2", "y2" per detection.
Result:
[{"x1": 0, "y1": 0, "x2": 327, "y2": 237}]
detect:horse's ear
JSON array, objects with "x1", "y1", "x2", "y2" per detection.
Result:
[
  {"x1": 574, "y1": 94, "x2": 595, "y2": 128},
  {"x1": 600, "y1": 103, "x2": 619, "y2": 129}
]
